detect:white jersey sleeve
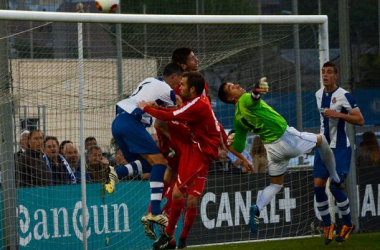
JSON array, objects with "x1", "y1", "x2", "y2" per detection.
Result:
[{"x1": 116, "y1": 77, "x2": 176, "y2": 126}]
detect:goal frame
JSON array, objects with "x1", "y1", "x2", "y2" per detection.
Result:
[{"x1": 0, "y1": 10, "x2": 330, "y2": 250}]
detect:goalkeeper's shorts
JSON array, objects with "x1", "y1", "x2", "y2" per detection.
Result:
[{"x1": 264, "y1": 126, "x2": 317, "y2": 177}]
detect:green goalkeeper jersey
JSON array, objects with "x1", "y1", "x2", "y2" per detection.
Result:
[{"x1": 233, "y1": 93, "x2": 287, "y2": 153}]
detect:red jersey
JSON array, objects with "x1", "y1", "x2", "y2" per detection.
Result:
[{"x1": 144, "y1": 95, "x2": 220, "y2": 160}]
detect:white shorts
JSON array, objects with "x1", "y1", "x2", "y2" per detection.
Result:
[{"x1": 264, "y1": 126, "x2": 317, "y2": 177}]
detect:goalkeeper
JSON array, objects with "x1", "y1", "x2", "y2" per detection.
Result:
[{"x1": 217, "y1": 78, "x2": 341, "y2": 234}]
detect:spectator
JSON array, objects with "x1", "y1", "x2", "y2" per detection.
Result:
[
  {"x1": 17, "y1": 130, "x2": 52, "y2": 187},
  {"x1": 64, "y1": 144, "x2": 80, "y2": 172},
  {"x1": 63, "y1": 144, "x2": 91, "y2": 182},
  {"x1": 357, "y1": 131, "x2": 380, "y2": 168},
  {"x1": 250, "y1": 135, "x2": 268, "y2": 173},
  {"x1": 85, "y1": 136, "x2": 97, "y2": 153},
  {"x1": 86, "y1": 145, "x2": 108, "y2": 183},
  {"x1": 59, "y1": 140, "x2": 73, "y2": 155},
  {"x1": 43, "y1": 136, "x2": 76, "y2": 185},
  {"x1": 16, "y1": 130, "x2": 30, "y2": 157}
]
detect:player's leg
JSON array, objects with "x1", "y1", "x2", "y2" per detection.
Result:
[
  {"x1": 315, "y1": 134, "x2": 340, "y2": 183},
  {"x1": 283, "y1": 127, "x2": 340, "y2": 244},
  {"x1": 178, "y1": 171, "x2": 208, "y2": 249},
  {"x1": 142, "y1": 152, "x2": 168, "y2": 224},
  {"x1": 162, "y1": 169, "x2": 177, "y2": 216},
  {"x1": 250, "y1": 173, "x2": 284, "y2": 233},
  {"x1": 249, "y1": 136, "x2": 289, "y2": 233},
  {"x1": 142, "y1": 120, "x2": 174, "y2": 216},
  {"x1": 330, "y1": 147, "x2": 355, "y2": 243},
  {"x1": 160, "y1": 121, "x2": 188, "y2": 216},
  {"x1": 106, "y1": 113, "x2": 153, "y2": 193},
  {"x1": 153, "y1": 183, "x2": 185, "y2": 250},
  {"x1": 314, "y1": 148, "x2": 338, "y2": 245}
]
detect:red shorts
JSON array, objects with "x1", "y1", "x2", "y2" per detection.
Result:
[
  {"x1": 176, "y1": 141, "x2": 211, "y2": 197},
  {"x1": 185, "y1": 169, "x2": 208, "y2": 198}
]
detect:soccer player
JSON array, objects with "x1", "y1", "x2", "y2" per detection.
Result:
[
  {"x1": 140, "y1": 47, "x2": 202, "y2": 241},
  {"x1": 217, "y1": 78, "x2": 340, "y2": 234},
  {"x1": 105, "y1": 62, "x2": 184, "y2": 227},
  {"x1": 137, "y1": 72, "x2": 220, "y2": 250},
  {"x1": 314, "y1": 61, "x2": 364, "y2": 244}
]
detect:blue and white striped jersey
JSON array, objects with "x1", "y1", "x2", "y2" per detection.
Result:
[
  {"x1": 116, "y1": 77, "x2": 176, "y2": 126},
  {"x1": 315, "y1": 87, "x2": 358, "y2": 148}
]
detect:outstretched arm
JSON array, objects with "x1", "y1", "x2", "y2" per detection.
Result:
[{"x1": 228, "y1": 145, "x2": 254, "y2": 172}]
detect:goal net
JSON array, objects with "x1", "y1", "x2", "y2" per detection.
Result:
[{"x1": 0, "y1": 8, "x2": 329, "y2": 250}]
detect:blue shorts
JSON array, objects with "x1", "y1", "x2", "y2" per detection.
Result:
[
  {"x1": 313, "y1": 146, "x2": 352, "y2": 180},
  {"x1": 111, "y1": 111, "x2": 160, "y2": 163}
]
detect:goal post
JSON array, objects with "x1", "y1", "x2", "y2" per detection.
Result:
[{"x1": 0, "y1": 9, "x2": 332, "y2": 250}]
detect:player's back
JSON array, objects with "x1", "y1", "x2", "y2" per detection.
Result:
[{"x1": 117, "y1": 77, "x2": 176, "y2": 126}]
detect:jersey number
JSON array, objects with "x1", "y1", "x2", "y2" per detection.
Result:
[{"x1": 130, "y1": 81, "x2": 151, "y2": 97}]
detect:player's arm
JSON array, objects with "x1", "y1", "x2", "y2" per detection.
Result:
[
  {"x1": 227, "y1": 145, "x2": 253, "y2": 172},
  {"x1": 323, "y1": 108, "x2": 364, "y2": 126},
  {"x1": 337, "y1": 108, "x2": 364, "y2": 126},
  {"x1": 232, "y1": 122, "x2": 249, "y2": 153},
  {"x1": 140, "y1": 103, "x2": 176, "y2": 121},
  {"x1": 323, "y1": 92, "x2": 364, "y2": 126},
  {"x1": 138, "y1": 99, "x2": 200, "y2": 123},
  {"x1": 220, "y1": 126, "x2": 254, "y2": 172},
  {"x1": 158, "y1": 106, "x2": 179, "y2": 111}
]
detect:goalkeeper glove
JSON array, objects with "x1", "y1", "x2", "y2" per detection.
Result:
[{"x1": 252, "y1": 77, "x2": 269, "y2": 100}]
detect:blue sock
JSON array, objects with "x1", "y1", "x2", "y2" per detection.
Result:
[
  {"x1": 314, "y1": 187, "x2": 332, "y2": 226},
  {"x1": 330, "y1": 186, "x2": 352, "y2": 226},
  {"x1": 115, "y1": 160, "x2": 152, "y2": 178},
  {"x1": 149, "y1": 164, "x2": 167, "y2": 215}
]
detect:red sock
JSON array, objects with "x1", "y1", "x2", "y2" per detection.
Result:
[
  {"x1": 165, "y1": 198, "x2": 184, "y2": 236},
  {"x1": 146, "y1": 202, "x2": 151, "y2": 214},
  {"x1": 162, "y1": 181, "x2": 175, "y2": 215},
  {"x1": 180, "y1": 207, "x2": 197, "y2": 239},
  {"x1": 163, "y1": 180, "x2": 170, "y2": 196}
]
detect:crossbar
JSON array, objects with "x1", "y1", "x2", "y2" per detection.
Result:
[{"x1": 0, "y1": 10, "x2": 327, "y2": 24}]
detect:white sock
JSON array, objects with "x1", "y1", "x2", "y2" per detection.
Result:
[
  {"x1": 257, "y1": 183, "x2": 283, "y2": 212},
  {"x1": 318, "y1": 135, "x2": 340, "y2": 183}
]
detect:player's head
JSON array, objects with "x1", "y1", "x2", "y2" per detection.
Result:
[
  {"x1": 218, "y1": 82, "x2": 246, "y2": 104},
  {"x1": 162, "y1": 62, "x2": 184, "y2": 89},
  {"x1": 322, "y1": 61, "x2": 339, "y2": 88},
  {"x1": 180, "y1": 72, "x2": 205, "y2": 100},
  {"x1": 172, "y1": 47, "x2": 198, "y2": 72}
]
